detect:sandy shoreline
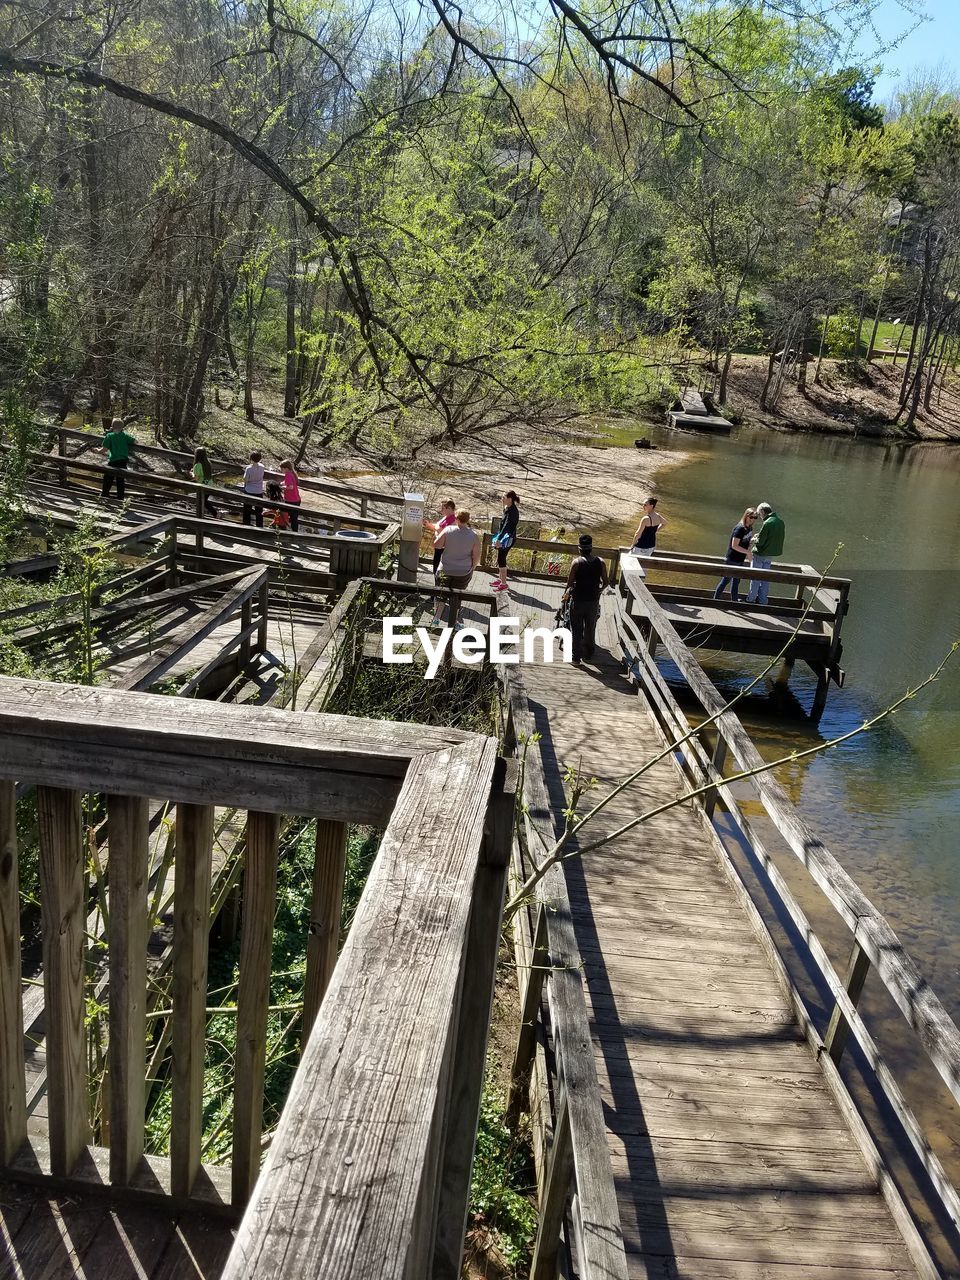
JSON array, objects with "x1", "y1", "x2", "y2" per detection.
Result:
[{"x1": 329, "y1": 434, "x2": 688, "y2": 535}]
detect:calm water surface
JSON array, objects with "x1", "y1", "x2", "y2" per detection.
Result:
[{"x1": 604, "y1": 426, "x2": 960, "y2": 1012}]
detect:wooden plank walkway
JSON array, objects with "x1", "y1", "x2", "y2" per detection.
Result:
[
  {"x1": 502, "y1": 574, "x2": 920, "y2": 1279},
  {"x1": 0, "y1": 1181, "x2": 233, "y2": 1279}
]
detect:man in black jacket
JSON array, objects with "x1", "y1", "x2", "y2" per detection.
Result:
[{"x1": 564, "y1": 534, "x2": 609, "y2": 666}]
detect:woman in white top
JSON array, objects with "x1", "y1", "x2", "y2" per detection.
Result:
[{"x1": 242, "y1": 450, "x2": 266, "y2": 527}]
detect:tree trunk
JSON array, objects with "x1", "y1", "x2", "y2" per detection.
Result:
[
  {"x1": 718, "y1": 349, "x2": 733, "y2": 403},
  {"x1": 758, "y1": 344, "x2": 778, "y2": 412},
  {"x1": 284, "y1": 202, "x2": 298, "y2": 418},
  {"x1": 814, "y1": 311, "x2": 831, "y2": 384}
]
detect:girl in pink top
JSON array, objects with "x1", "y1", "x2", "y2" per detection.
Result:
[
  {"x1": 424, "y1": 498, "x2": 457, "y2": 578},
  {"x1": 280, "y1": 460, "x2": 301, "y2": 531}
]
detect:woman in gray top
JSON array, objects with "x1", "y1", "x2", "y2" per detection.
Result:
[{"x1": 432, "y1": 511, "x2": 481, "y2": 625}]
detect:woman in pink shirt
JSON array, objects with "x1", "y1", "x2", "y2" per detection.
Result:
[
  {"x1": 280, "y1": 460, "x2": 301, "y2": 531},
  {"x1": 424, "y1": 498, "x2": 457, "y2": 579}
]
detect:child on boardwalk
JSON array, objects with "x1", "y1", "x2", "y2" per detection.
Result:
[{"x1": 280, "y1": 460, "x2": 301, "y2": 532}]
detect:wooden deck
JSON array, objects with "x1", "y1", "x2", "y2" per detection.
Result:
[
  {"x1": 0, "y1": 1181, "x2": 233, "y2": 1279},
  {"x1": 502, "y1": 573, "x2": 920, "y2": 1278}
]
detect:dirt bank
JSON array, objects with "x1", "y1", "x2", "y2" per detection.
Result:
[
  {"x1": 330, "y1": 432, "x2": 686, "y2": 533},
  {"x1": 718, "y1": 354, "x2": 960, "y2": 442}
]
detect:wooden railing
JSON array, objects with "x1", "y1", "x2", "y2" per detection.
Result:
[
  {"x1": 0, "y1": 676, "x2": 513, "y2": 1278},
  {"x1": 628, "y1": 548, "x2": 851, "y2": 653},
  {"x1": 46, "y1": 422, "x2": 407, "y2": 516},
  {"x1": 614, "y1": 572, "x2": 960, "y2": 1273},
  {"x1": 497, "y1": 628, "x2": 629, "y2": 1280},
  {"x1": 479, "y1": 532, "x2": 621, "y2": 582},
  {"x1": 24, "y1": 445, "x2": 391, "y2": 535}
]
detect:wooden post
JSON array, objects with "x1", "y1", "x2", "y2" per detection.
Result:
[
  {"x1": 398, "y1": 492, "x2": 424, "y2": 584},
  {"x1": 107, "y1": 794, "x2": 150, "y2": 1184},
  {"x1": 167, "y1": 527, "x2": 179, "y2": 588},
  {"x1": 433, "y1": 771, "x2": 514, "y2": 1278},
  {"x1": 811, "y1": 665, "x2": 830, "y2": 723},
  {"x1": 506, "y1": 904, "x2": 549, "y2": 1125},
  {"x1": 359, "y1": 496, "x2": 369, "y2": 519},
  {"x1": 239, "y1": 598, "x2": 252, "y2": 670},
  {"x1": 171, "y1": 802, "x2": 215, "y2": 1197},
  {"x1": 257, "y1": 581, "x2": 269, "y2": 654},
  {"x1": 58, "y1": 428, "x2": 68, "y2": 487},
  {"x1": 704, "y1": 738, "x2": 728, "y2": 819},
  {"x1": 823, "y1": 940, "x2": 871, "y2": 1066},
  {"x1": 827, "y1": 581, "x2": 849, "y2": 671},
  {"x1": 0, "y1": 783, "x2": 26, "y2": 1165},
  {"x1": 302, "y1": 819, "x2": 348, "y2": 1038},
  {"x1": 195, "y1": 487, "x2": 205, "y2": 521},
  {"x1": 233, "y1": 811, "x2": 281, "y2": 1206},
  {"x1": 529, "y1": 1095, "x2": 574, "y2": 1280},
  {"x1": 37, "y1": 786, "x2": 89, "y2": 1176}
]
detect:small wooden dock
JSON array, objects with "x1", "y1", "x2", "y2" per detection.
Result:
[
  {"x1": 667, "y1": 386, "x2": 733, "y2": 434},
  {"x1": 502, "y1": 576, "x2": 918, "y2": 1276},
  {"x1": 621, "y1": 549, "x2": 850, "y2": 719}
]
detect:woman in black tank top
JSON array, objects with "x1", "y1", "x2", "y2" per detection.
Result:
[{"x1": 631, "y1": 497, "x2": 665, "y2": 553}]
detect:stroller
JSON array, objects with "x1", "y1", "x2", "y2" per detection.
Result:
[{"x1": 553, "y1": 594, "x2": 571, "y2": 629}]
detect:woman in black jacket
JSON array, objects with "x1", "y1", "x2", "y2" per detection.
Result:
[{"x1": 491, "y1": 491, "x2": 520, "y2": 593}]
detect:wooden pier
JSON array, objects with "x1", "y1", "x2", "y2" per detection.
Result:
[
  {"x1": 0, "y1": 493, "x2": 957, "y2": 1279},
  {"x1": 621, "y1": 549, "x2": 850, "y2": 720}
]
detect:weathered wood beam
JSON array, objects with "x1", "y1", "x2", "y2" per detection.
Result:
[
  {"x1": 171, "y1": 802, "x2": 215, "y2": 1198},
  {"x1": 107, "y1": 794, "x2": 150, "y2": 1184},
  {"x1": 233, "y1": 811, "x2": 282, "y2": 1206},
  {"x1": 37, "y1": 786, "x2": 89, "y2": 1175},
  {"x1": 0, "y1": 782, "x2": 26, "y2": 1165},
  {"x1": 222, "y1": 737, "x2": 497, "y2": 1280}
]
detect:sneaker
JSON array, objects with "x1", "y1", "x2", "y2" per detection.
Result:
[
  {"x1": 491, "y1": 580, "x2": 508, "y2": 592},
  {"x1": 572, "y1": 658, "x2": 582, "y2": 667}
]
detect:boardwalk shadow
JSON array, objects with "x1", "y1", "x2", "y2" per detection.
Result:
[{"x1": 527, "y1": 652, "x2": 679, "y2": 1270}]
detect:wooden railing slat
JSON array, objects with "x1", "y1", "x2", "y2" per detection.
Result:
[
  {"x1": 232, "y1": 811, "x2": 282, "y2": 1206},
  {"x1": 302, "y1": 819, "x2": 348, "y2": 1037},
  {"x1": 0, "y1": 781, "x2": 26, "y2": 1164},
  {"x1": 171, "y1": 802, "x2": 215, "y2": 1198},
  {"x1": 107, "y1": 794, "x2": 150, "y2": 1184},
  {"x1": 37, "y1": 785, "x2": 89, "y2": 1175}
]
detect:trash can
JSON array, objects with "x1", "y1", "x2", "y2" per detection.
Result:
[{"x1": 329, "y1": 528, "x2": 380, "y2": 583}]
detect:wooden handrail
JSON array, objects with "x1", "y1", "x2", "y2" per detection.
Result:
[
  {"x1": 46, "y1": 421, "x2": 407, "y2": 509},
  {"x1": 612, "y1": 579, "x2": 960, "y2": 1251},
  {"x1": 497, "y1": 606, "x2": 629, "y2": 1280},
  {"x1": 27, "y1": 447, "x2": 391, "y2": 531},
  {"x1": 627, "y1": 549, "x2": 852, "y2": 590}
]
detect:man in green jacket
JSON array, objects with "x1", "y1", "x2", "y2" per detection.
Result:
[
  {"x1": 101, "y1": 417, "x2": 137, "y2": 500},
  {"x1": 747, "y1": 501, "x2": 785, "y2": 605}
]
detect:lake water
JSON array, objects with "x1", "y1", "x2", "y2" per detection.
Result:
[
  {"x1": 598, "y1": 424, "x2": 960, "y2": 1254},
  {"x1": 618, "y1": 426, "x2": 960, "y2": 1003}
]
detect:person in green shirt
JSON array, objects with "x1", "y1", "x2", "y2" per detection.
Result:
[
  {"x1": 101, "y1": 418, "x2": 136, "y2": 499},
  {"x1": 747, "y1": 501, "x2": 785, "y2": 605},
  {"x1": 192, "y1": 446, "x2": 218, "y2": 518}
]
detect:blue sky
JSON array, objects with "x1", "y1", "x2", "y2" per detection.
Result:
[{"x1": 857, "y1": 0, "x2": 960, "y2": 97}]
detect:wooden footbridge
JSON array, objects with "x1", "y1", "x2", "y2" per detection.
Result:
[{"x1": 0, "y1": 445, "x2": 958, "y2": 1279}]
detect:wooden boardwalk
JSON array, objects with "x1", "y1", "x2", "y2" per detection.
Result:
[
  {"x1": 503, "y1": 573, "x2": 920, "y2": 1279},
  {"x1": 0, "y1": 1181, "x2": 232, "y2": 1279}
]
